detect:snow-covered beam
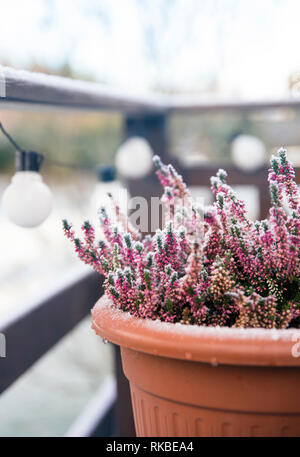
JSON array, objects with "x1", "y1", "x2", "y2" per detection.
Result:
[
  {"x1": 1, "y1": 66, "x2": 300, "y2": 114},
  {"x1": 0, "y1": 66, "x2": 165, "y2": 113}
]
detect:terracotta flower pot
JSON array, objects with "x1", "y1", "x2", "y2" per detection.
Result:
[{"x1": 92, "y1": 296, "x2": 300, "y2": 437}]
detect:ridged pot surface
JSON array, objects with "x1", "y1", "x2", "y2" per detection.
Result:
[{"x1": 92, "y1": 295, "x2": 300, "y2": 437}]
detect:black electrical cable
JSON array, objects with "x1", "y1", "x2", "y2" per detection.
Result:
[
  {"x1": 0, "y1": 121, "x2": 97, "y2": 172},
  {"x1": 0, "y1": 122, "x2": 25, "y2": 153}
]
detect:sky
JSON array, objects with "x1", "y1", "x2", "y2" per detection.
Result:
[{"x1": 1, "y1": 0, "x2": 300, "y2": 98}]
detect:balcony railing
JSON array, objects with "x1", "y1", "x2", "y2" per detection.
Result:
[{"x1": 0, "y1": 66, "x2": 300, "y2": 437}]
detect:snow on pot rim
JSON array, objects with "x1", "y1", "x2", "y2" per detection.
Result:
[{"x1": 92, "y1": 295, "x2": 300, "y2": 367}]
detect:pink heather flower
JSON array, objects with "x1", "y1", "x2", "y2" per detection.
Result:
[{"x1": 63, "y1": 148, "x2": 300, "y2": 329}]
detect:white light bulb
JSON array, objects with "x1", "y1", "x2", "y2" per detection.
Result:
[
  {"x1": 231, "y1": 135, "x2": 266, "y2": 171},
  {"x1": 115, "y1": 137, "x2": 153, "y2": 179},
  {"x1": 2, "y1": 171, "x2": 53, "y2": 228}
]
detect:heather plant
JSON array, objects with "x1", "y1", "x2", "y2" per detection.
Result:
[{"x1": 63, "y1": 148, "x2": 300, "y2": 329}]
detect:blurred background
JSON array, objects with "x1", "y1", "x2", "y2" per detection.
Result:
[{"x1": 1, "y1": 0, "x2": 300, "y2": 436}]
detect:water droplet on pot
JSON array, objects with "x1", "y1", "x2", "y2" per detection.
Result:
[
  {"x1": 185, "y1": 351, "x2": 192, "y2": 360},
  {"x1": 210, "y1": 357, "x2": 218, "y2": 367}
]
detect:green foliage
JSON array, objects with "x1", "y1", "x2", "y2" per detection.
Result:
[{"x1": 165, "y1": 298, "x2": 173, "y2": 313}]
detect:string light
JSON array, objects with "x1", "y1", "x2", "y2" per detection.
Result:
[
  {"x1": 231, "y1": 134, "x2": 266, "y2": 172},
  {"x1": 0, "y1": 122, "x2": 117, "y2": 227},
  {"x1": 115, "y1": 137, "x2": 153, "y2": 179},
  {"x1": 0, "y1": 123, "x2": 53, "y2": 227}
]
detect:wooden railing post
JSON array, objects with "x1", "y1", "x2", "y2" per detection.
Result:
[
  {"x1": 124, "y1": 113, "x2": 169, "y2": 161},
  {"x1": 114, "y1": 346, "x2": 135, "y2": 437},
  {"x1": 124, "y1": 113, "x2": 169, "y2": 230},
  {"x1": 112, "y1": 113, "x2": 169, "y2": 437}
]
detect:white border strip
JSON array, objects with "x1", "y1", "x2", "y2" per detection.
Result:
[
  {"x1": 0, "y1": 68, "x2": 6, "y2": 98},
  {"x1": 0, "y1": 333, "x2": 6, "y2": 357}
]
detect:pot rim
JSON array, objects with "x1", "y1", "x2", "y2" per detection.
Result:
[{"x1": 92, "y1": 295, "x2": 300, "y2": 367}]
